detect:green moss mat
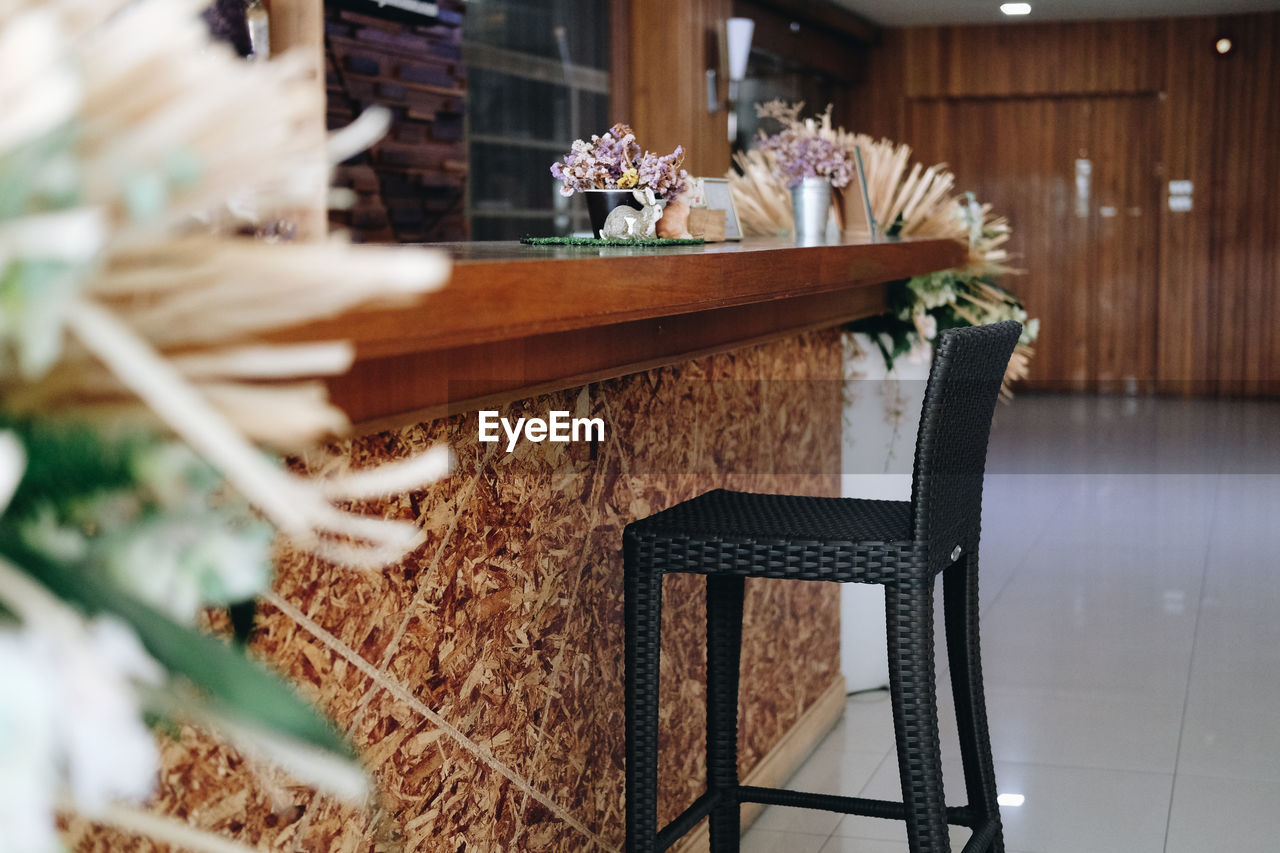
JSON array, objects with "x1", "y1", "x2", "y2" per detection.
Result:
[{"x1": 520, "y1": 236, "x2": 706, "y2": 247}]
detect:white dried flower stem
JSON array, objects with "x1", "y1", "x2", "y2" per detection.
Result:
[
  {"x1": 169, "y1": 342, "x2": 355, "y2": 381},
  {"x1": 0, "y1": 8, "x2": 81, "y2": 151},
  {"x1": 328, "y1": 106, "x2": 392, "y2": 166},
  {"x1": 0, "y1": 208, "x2": 106, "y2": 262},
  {"x1": 140, "y1": 684, "x2": 370, "y2": 804},
  {"x1": 0, "y1": 555, "x2": 82, "y2": 637},
  {"x1": 316, "y1": 445, "x2": 453, "y2": 501},
  {"x1": 61, "y1": 799, "x2": 258, "y2": 853},
  {"x1": 65, "y1": 299, "x2": 432, "y2": 566},
  {"x1": 66, "y1": 297, "x2": 318, "y2": 536},
  {"x1": 196, "y1": 382, "x2": 351, "y2": 447},
  {"x1": 97, "y1": 238, "x2": 451, "y2": 350},
  {"x1": 0, "y1": 430, "x2": 23, "y2": 515}
]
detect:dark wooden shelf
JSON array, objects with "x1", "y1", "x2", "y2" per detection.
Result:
[{"x1": 284, "y1": 236, "x2": 966, "y2": 429}]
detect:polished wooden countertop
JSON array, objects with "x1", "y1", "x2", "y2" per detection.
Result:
[{"x1": 303, "y1": 236, "x2": 967, "y2": 429}]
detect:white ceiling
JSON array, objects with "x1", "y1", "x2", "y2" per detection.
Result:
[{"x1": 832, "y1": 0, "x2": 1280, "y2": 27}]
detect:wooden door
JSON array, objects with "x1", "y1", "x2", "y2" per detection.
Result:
[{"x1": 905, "y1": 95, "x2": 1162, "y2": 392}]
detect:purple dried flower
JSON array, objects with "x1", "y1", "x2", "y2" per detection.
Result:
[
  {"x1": 551, "y1": 123, "x2": 642, "y2": 195},
  {"x1": 551, "y1": 125, "x2": 687, "y2": 199},
  {"x1": 635, "y1": 145, "x2": 688, "y2": 200},
  {"x1": 757, "y1": 127, "x2": 853, "y2": 188}
]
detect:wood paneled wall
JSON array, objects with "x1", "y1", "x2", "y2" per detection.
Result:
[
  {"x1": 1157, "y1": 17, "x2": 1219, "y2": 395},
  {"x1": 625, "y1": 0, "x2": 734, "y2": 177},
  {"x1": 847, "y1": 14, "x2": 1280, "y2": 395},
  {"x1": 903, "y1": 20, "x2": 1167, "y2": 98},
  {"x1": 624, "y1": 0, "x2": 876, "y2": 178},
  {"x1": 733, "y1": 0, "x2": 867, "y2": 83},
  {"x1": 905, "y1": 96, "x2": 1162, "y2": 391},
  {"x1": 1199, "y1": 15, "x2": 1280, "y2": 396}
]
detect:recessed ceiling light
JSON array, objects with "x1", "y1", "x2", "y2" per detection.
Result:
[
  {"x1": 997, "y1": 793, "x2": 1026, "y2": 807},
  {"x1": 1216, "y1": 37, "x2": 1233, "y2": 54},
  {"x1": 1001, "y1": 3, "x2": 1032, "y2": 14}
]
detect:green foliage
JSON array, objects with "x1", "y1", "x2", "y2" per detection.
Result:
[
  {"x1": 0, "y1": 127, "x2": 81, "y2": 220},
  {"x1": 844, "y1": 311, "x2": 914, "y2": 370},
  {"x1": 3, "y1": 418, "x2": 142, "y2": 522},
  {"x1": 0, "y1": 533, "x2": 351, "y2": 757},
  {"x1": 0, "y1": 418, "x2": 332, "y2": 753},
  {"x1": 0, "y1": 258, "x2": 87, "y2": 378},
  {"x1": 845, "y1": 267, "x2": 1037, "y2": 371},
  {"x1": 1, "y1": 418, "x2": 272, "y2": 620}
]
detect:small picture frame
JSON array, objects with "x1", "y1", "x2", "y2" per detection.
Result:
[
  {"x1": 698, "y1": 177, "x2": 742, "y2": 241},
  {"x1": 854, "y1": 146, "x2": 878, "y2": 243},
  {"x1": 840, "y1": 146, "x2": 879, "y2": 243}
]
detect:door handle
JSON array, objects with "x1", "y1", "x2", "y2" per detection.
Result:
[{"x1": 1075, "y1": 158, "x2": 1091, "y2": 219}]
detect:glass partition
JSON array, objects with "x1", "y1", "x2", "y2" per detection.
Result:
[{"x1": 463, "y1": 0, "x2": 611, "y2": 239}]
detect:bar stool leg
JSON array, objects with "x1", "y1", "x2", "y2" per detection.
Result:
[
  {"x1": 886, "y1": 580, "x2": 950, "y2": 853},
  {"x1": 625, "y1": 558, "x2": 663, "y2": 853},
  {"x1": 944, "y1": 555, "x2": 1005, "y2": 853},
  {"x1": 706, "y1": 575, "x2": 746, "y2": 853}
]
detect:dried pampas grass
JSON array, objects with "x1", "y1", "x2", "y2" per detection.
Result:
[{"x1": 729, "y1": 149, "x2": 794, "y2": 237}]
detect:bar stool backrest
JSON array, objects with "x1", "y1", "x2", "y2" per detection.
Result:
[{"x1": 909, "y1": 321, "x2": 1021, "y2": 574}]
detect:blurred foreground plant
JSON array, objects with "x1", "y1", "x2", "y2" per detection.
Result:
[{"x1": 0, "y1": 1, "x2": 454, "y2": 849}]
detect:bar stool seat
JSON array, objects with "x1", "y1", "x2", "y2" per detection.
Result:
[
  {"x1": 629, "y1": 492, "x2": 916, "y2": 581},
  {"x1": 622, "y1": 321, "x2": 1022, "y2": 853}
]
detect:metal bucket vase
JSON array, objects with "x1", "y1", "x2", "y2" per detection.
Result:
[
  {"x1": 584, "y1": 189, "x2": 643, "y2": 238},
  {"x1": 790, "y1": 176, "x2": 832, "y2": 244}
]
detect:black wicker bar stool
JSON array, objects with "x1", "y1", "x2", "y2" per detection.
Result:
[{"x1": 623, "y1": 321, "x2": 1021, "y2": 853}]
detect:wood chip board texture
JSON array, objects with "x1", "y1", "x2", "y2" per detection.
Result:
[{"x1": 68, "y1": 329, "x2": 846, "y2": 852}]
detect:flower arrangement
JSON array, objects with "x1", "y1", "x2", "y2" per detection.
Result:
[
  {"x1": 0, "y1": 1, "x2": 452, "y2": 850},
  {"x1": 551, "y1": 123, "x2": 689, "y2": 203},
  {"x1": 846, "y1": 193, "x2": 1039, "y2": 396},
  {"x1": 755, "y1": 101, "x2": 854, "y2": 188},
  {"x1": 728, "y1": 101, "x2": 1039, "y2": 394},
  {"x1": 550, "y1": 124, "x2": 693, "y2": 239}
]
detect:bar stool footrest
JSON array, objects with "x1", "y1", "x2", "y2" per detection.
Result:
[
  {"x1": 960, "y1": 816, "x2": 1001, "y2": 853},
  {"x1": 738, "y1": 786, "x2": 982, "y2": 828},
  {"x1": 655, "y1": 790, "x2": 724, "y2": 852}
]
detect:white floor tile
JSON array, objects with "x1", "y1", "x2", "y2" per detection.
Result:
[
  {"x1": 753, "y1": 749, "x2": 885, "y2": 836},
  {"x1": 1165, "y1": 775, "x2": 1280, "y2": 853},
  {"x1": 791, "y1": 747, "x2": 888, "y2": 793},
  {"x1": 740, "y1": 828, "x2": 829, "y2": 853},
  {"x1": 938, "y1": 686, "x2": 1184, "y2": 774},
  {"x1": 1198, "y1": 550, "x2": 1280, "y2": 619},
  {"x1": 988, "y1": 758, "x2": 1172, "y2": 850},
  {"x1": 979, "y1": 594, "x2": 1196, "y2": 703},
  {"x1": 817, "y1": 829, "x2": 982, "y2": 852},
  {"x1": 1176, "y1": 695, "x2": 1280, "y2": 784},
  {"x1": 824, "y1": 692, "x2": 898, "y2": 757},
  {"x1": 1200, "y1": 477, "x2": 1280, "y2": 619},
  {"x1": 1184, "y1": 608, "x2": 1280, "y2": 707},
  {"x1": 833, "y1": 758, "x2": 1171, "y2": 853}
]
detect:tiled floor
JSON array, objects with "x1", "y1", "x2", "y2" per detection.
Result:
[{"x1": 743, "y1": 395, "x2": 1280, "y2": 852}]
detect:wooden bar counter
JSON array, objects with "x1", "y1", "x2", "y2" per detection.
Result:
[
  {"x1": 288, "y1": 236, "x2": 966, "y2": 427},
  {"x1": 82, "y1": 238, "x2": 964, "y2": 853}
]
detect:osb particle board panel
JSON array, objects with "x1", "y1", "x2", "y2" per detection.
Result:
[{"x1": 71, "y1": 329, "x2": 846, "y2": 852}]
